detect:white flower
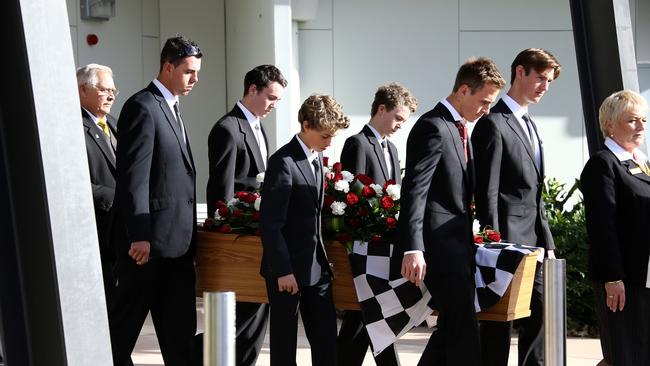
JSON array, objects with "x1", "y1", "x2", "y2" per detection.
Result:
[
  {"x1": 472, "y1": 219, "x2": 480, "y2": 233},
  {"x1": 341, "y1": 170, "x2": 355, "y2": 182},
  {"x1": 395, "y1": 212, "x2": 400, "y2": 221},
  {"x1": 386, "y1": 184, "x2": 401, "y2": 200},
  {"x1": 370, "y1": 183, "x2": 383, "y2": 196},
  {"x1": 330, "y1": 201, "x2": 347, "y2": 215},
  {"x1": 256, "y1": 172, "x2": 265, "y2": 183},
  {"x1": 254, "y1": 197, "x2": 262, "y2": 211},
  {"x1": 334, "y1": 180, "x2": 350, "y2": 193},
  {"x1": 227, "y1": 198, "x2": 239, "y2": 207},
  {"x1": 323, "y1": 166, "x2": 331, "y2": 175}
]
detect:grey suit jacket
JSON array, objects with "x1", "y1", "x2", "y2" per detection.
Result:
[{"x1": 471, "y1": 98, "x2": 554, "y2": 250}]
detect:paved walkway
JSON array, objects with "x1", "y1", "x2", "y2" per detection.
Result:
[{"x1": 132, "y1": 301, "x2": 603, "y2": 365}]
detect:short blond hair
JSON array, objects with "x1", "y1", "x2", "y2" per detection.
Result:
[
  {"x1": 298, "y1": 94, "x2": 350, "y2": 134},
  {"x1": 598, "y1": 90, "x2": 649, "y2": 137},
  {"x1": 370, "y1": 82, "x2": 418, "y2": 117}
]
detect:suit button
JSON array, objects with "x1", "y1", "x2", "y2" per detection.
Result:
[{"x1": 188, "y1": 198, "x2": 194, "y2": 204}]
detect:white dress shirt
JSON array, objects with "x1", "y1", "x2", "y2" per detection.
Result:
[
  {"x1": 366, "y1": 124, "x2": 393, "y2": 180},
  {"x1": 502, "y1": 94, "x2": 542, "y2": 169},
  {"x1": 152, "y1": 78, "x2": 186, "y2": 143}
]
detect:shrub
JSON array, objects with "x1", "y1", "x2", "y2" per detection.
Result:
[{"x1": 543, "y1": 177, "x2": 598, "y2": 336}]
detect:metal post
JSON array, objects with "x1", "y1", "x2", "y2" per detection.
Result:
[
  {"x1": 544, "y1": 259, "x2": 567, "y2": 366},
  {"x1": 203, "y1": 292, "x2": 236, "y2": 366}
]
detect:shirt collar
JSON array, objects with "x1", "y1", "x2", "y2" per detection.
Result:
[
  {"x1": 237, "y1": 101, "x2": 260, "y2": 125},
  {"x1": 295, "y1": 134, "x2": 318, "y2": 162},
  {"x1": 605, "y1": 137, "x2": 646, "y2": 162},
  {"x1": 152, "y1": 78, "x2": 178, "y2": 108},
  {"x1": 440, "y1": 98, "x2": 464, "y2": 124},
  {"x1": 82, "y1": 107, "x2": 101, "y2": 124},
  {"x1": 502, "y1": 94, "x2": 528, "y2": 119},
  {"x1": 366, "y1": 124, "x2": 386, "y2": 143}
]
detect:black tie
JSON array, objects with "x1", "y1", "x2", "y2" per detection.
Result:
[
  {"x1": 522, "y1": 114, "x2": 535, "y2": 149},
  {"x1": 173, "y1": 102, "x2": 186, "y2": 143},
  {"x1": 312, "y1": 158, "x2": 321, "y2": 197}
]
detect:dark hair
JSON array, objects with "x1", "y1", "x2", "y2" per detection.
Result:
[
  {"x1": 452, "y1": 57, "x2": 506, "y2": 93},
  {"x1": 298, "y1": 94, "x2": 350, "y2": 134},
  {"x1": 510, "y1": 48, "x2": 561, "y2": 85},
  {"x1": 243, "y1": 65, "x2": 288, "y2": 97},
  {"x1": 159, "y1": 35, "x2": 202, "y2": 71},
  {"x1": 370, "y1": 82, "x2": 418, "y2": 117}
]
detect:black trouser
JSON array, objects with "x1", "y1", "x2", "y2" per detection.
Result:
[
  {"x1": 591, "y1": 280, "x2": 612, "y2": 364},
  {"x1": 419, "y1": 270, "x2": 480, "y2": 366},
  {"x1": 337, "y1": 310, "x2": 400, "y2": 366},
  {"x1": 235, "y1": 302, "x2": 269, "y2": 366},
  {"x1": 265, "y1": 276, "x2": 337, "y2": 366},
  {"x1": 109, "y1": 252, "x2": 196, "y2": 366},
  {"x1": 480, "y1": 262, "x2": 543, "y2": 366}
]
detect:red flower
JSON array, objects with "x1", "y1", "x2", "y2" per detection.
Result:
[
  {"x1": 473, "y1": 235, "x2": 484, "y2": 244},
  {"x1": 325, "y1": 171, "x2": 335, "y2": 180},
  {"x1": 346, "y1": 192, "x2": 359, "y2": 206},
  {"x1": 358, "y1": 207, "x2": 369, "y2": 217},
  {"x1": 233, "y1": 209, "x2": 243, "y2": 218},
  {"x1": 324, "y1": 196, "x2": 335, "y2": 210},
  {"x1": 217, "y1": 207, "x2": 230, "y2": 218},
  {"x1": 334, "y1": 172, "x2": 343, "y2": 181},
  {"x1": 486, "y1": 230, "x2": 501, "y2": 242},
  {"x1": 252, "y1": 211, "x2": 260, "y2": 222},
  {"x1": 362, "y1": 185, "x2": 376, "y2": 198},
  {"x1": 385, "y1": 217, "x2": 397, "y2": 229},
  {"x1": 203, "y1": 217, "x2": 216, "y2": 229},
  {"x1": 337, "y1": 233, "x2": 352, "y2": 242},
  {"x1": 333, "y1": 162, "x2": 343, "y2": 173},
  {"x1": 381, "y1": 196, "x2": 395, "y2": 210},
  {"x1": 349, "y1": 218, "x2": 360, "y2": 228},
  {"x1": 383, "y1": 179, "x2": 396, "y2": 191},
  {"x1": 355, "y1": 174, "x2": 374, "y2": 186},
  {"x1": 323, "y1": 156, "x2": 329, "y2": 167},
  {"x1": 215, "y1": 200, "x2": 227, "y2": 209},
  {"x1": 219, "y1": 224, "x2": 232, "y2": 233},
  {"x1": 371, "y1": 234, "x2": 382, "y2": 243},
  {"x1": 236, "y1": 192, "x2": 257, "y2": 204}
]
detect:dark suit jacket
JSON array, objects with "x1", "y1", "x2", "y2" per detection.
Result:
[
  {"x1": 206, "y1": 104, "x2": 268, "y2": 217},
  {"x1": 115, "y1": 82, "x2": 196, "y2": 258},
  {"x1": 471, "y1": 99, "x2": 555, "y2": 250},
  {"x1": 340, "y1": 125, "x2": 401, "y2": 185},
  {"x1": 581, "y1": 147, "x2": 650, "y2": 286},
  {"x1": 259, "y1": 136, "x2": 332, "y2": 286},
  {"x1": 83, "y1": 108, "x2": 117, "y2": 254},
  {"x1": 398, "y1": 103, "x2": 475, "y2": 274}
]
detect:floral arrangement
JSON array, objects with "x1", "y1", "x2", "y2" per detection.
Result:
[
  {"x1": 322, "y1": 162, "x2": 401, "y2": 249},
  {"x1": 473, "y1": 226, "x2": 501, "y2": 244},
  {"x1": 202, "y1": 173, "x2": 264, "y2": 235}
]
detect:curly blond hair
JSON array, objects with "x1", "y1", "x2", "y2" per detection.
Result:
[
  {"x1": 370, "y1": 82, "x2": 418, "y2": 117},
  {"x1": 298, "y1": 94, "x2": 350, "y2": 134}
]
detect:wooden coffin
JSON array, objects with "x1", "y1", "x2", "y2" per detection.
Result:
[{"x1": 195, "y1": 231, "x2": 360, "y2": 310}]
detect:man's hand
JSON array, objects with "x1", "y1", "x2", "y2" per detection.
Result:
[
  {"x1": 547, "y1": 249, "x2": 556, "y2": 259},
  {"x1": 402, "y1": 251, "x2": 426, "y2": 286},
  {"x1": 129, "y1": 241, "x2": 151, "y2": 265},
  {"x1": 277, "y1": 274, "x2": 299, "y2": 295}
]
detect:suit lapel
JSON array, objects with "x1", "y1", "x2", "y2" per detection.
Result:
[
  {"x1": 232, "y1": 105, "x2": 266, "y2": 173},
  {"x1": 362, "y1": 126, "x2": 390, "y2": 182},
  {"x1": 445, "y1": 119, "x2": 468, "y2": 173},
  {"x1": 148, "y1": 83, "x2": 193, "y2": 170},
  {"x1": 502, "y1": 108, "x2": 540, "y2": 178},
  {"x1": 82, "y1": 109, "x2": 116, "y2": 168},
  {"x1": 621, "y1": 159, "x2": 650, "y2": 183},
  {"x1": 292, "y1": 137, "x2": 320, "y2": 204}
]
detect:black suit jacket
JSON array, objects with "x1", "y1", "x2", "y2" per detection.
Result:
[
  {"x1": 398, "y1": 103, "x2": 475, "y2": 273},
  {"x1": 259, "y1": 136, "x2": 332, "y2": 286},
  {"x1": 206, "y1": 104, "x2": 268, "y2": 217},
  {"x1": 115, "y1": 82, "x2": 196, "y2": 258},
  {"x1": 83, "y1": 109, "x2": 118, "y2": 255},
  {"x1": 340, "y1": 125, "x2": 401, "y2": 185},
  {"x1": 471, "y1": 99, "x2": 554, "y2": 250},
  {"x1": 581, "y1": 147, "x2": 650, "y2": 286}
]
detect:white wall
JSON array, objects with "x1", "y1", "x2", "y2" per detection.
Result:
[{"x1": 298, "y1": 0, "x2": 588, "y2": 185}]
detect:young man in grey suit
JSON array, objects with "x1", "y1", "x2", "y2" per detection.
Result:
[
  {"x1": 109, "y1": 36, "x2": 201, "y2": 366},
  {"x1": 399, "y1": 58, "x2": 505, "y2": 365},
  {"x1": 260, "y1": 94, "x2": 350, "y2": 366},
  {"x1": 77, "y1": 63, "x2": 119, "y2": 302},
  {"x1": 205, "y1": 65, "x2": 287, "y2": 366},
  {"x1": 338, "y1": 82, "x2": 417, "y2": 366},
  {"x1": 471, "y1": 48, "x2": 561, "y2": 366}
]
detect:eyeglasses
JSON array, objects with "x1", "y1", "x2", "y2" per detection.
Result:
[
  {"x1": 178, "y1": 44, "x2": 202, "y2": 58},
  {"x1": 94, "y1": 85, "x2": 119, "y2": 97}
]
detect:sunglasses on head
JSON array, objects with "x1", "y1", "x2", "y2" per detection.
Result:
[{"x1": 178, "y1": 44, "x2": 202, "y2": 58}]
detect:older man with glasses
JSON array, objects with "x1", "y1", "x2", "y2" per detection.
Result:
[{"x1": 77, "y1": 63, "x2": 119, "y2": 304}]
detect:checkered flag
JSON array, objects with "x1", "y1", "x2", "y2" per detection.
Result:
[{"x1": 348, "y1": 241, "x2": 540, "y2": 356}]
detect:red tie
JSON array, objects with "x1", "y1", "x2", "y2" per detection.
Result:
[{"x1": 455, "y1": 121, "x2": 468, "y2": 162}]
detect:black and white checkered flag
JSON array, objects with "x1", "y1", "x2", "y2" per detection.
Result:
[{"x1": 348, "y1": 241, "x2": 541, "y2": 355}]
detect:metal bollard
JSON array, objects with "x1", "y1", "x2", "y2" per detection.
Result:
[
  {"x1": 204, "y1": 292, "x2": 236, "y2": 366},
  {"x1": 544, "y1": 258, "x2": 567, "y2": 366}
]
